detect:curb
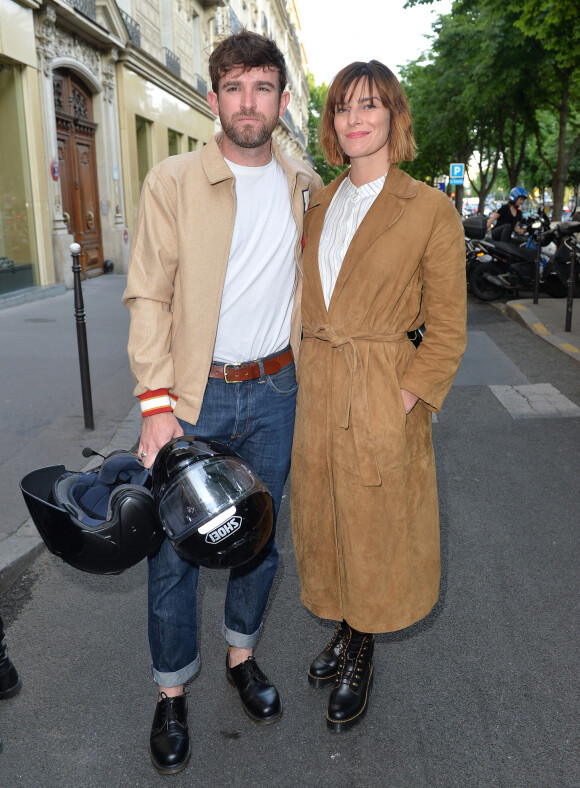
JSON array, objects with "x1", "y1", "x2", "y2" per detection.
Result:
[
  {"x1": 503, "y1": 301, "x2": 580, "y2": 362},
  {"x1": 0, "y1": 283, "x2": 66, "y2": 311},
  {"x1": 0, "y1": 404, "x2": 142, "y2": 596}
]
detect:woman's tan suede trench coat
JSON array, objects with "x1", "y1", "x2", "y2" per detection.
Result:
[{"x1": 291, "y1": 165, "x2": 467, "y2": 633}]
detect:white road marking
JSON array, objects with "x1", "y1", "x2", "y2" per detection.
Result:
[{"x1": 489, "y1": 383, "x2": 580, "y2": 419}]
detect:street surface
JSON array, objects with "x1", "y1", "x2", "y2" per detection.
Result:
[{"x1": 1, "y1": 297, "x2": 579, "y2": 787}]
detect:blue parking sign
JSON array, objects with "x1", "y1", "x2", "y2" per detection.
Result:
[{"x1": 450, "y1": 163, "x2": 464, "y2": 179}]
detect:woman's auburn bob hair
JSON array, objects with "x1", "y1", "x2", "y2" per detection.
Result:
[{"x1": 321, "y1": 60, "x2": 417, "y2": 167}]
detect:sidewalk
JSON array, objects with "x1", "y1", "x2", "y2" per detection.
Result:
[
  {"x1": 500, "y1": 296, "x2": 580, "y2": 361},
  {"x1": 1, "y1": 281, "x2": 578, "y2": 595}
]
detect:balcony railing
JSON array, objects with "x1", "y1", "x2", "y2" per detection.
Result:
[
  {"x1": 194, "y1": 73, "x2": 208, "y2": 96},
  {"x1": 288, "y1": 22, "x2": 300, "y2": 54},
  {"x1": 64, "y1": 0, "x2": 96, "y2": 22},
  {"x1": 230, "y1": 8, "x2": 242, "y2": 34},
  {"x1": 283, "y1": 108, "x2": 296, "y2": 135},
  {"x1": 119, "y1": 9, "x2": 141, "y2": 46},
  {"x1": 163, "y1": 47, "x2": 181, "y2": 79}
]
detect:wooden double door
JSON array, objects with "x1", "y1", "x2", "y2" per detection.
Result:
[{"x1": 54, "y1": 69, "x2": 103, "y2": 276}]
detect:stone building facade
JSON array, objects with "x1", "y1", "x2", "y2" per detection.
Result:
[{"x1": 0, "y1": 0, "x2": 310, "y2": 299}]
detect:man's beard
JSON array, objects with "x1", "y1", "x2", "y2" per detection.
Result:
[{"x1": 222, "y1": 111, "x2": 278, "y2": 149}]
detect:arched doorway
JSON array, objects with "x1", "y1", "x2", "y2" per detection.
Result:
[{"x1": 53, "y1": 69, "x2": 103, "y2": 276}]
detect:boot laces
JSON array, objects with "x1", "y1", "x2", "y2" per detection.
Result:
[
  {"x1": 243, "y1": 657, "x2": 269, "y2": 684},
  {"x1": 335, "y1": 634, "x2": 371, "y2": 688},
  {"x1": 325, "y1": 620, "x2": 348, "y2": 652}
]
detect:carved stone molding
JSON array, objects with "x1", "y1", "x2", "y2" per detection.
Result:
[
  {"x1": 54, "y1": 27, "x2": 101, "y2": 78},
  {"x1": 100, "y1": 48, "x2": 118, "y2": 104},
  {"x1": 35, "y1": 5, "x2": 57, "y2": 77},
  {"x1": 102, "y1": 64, "x2": 115, "y2": 102},
  {"x1": 35, "y1": 4, "x2": 102, "y2": 84}
]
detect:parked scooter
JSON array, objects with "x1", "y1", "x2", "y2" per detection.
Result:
[{"x1": 468, "y1": 220, "x2": 580, "y2": 301}]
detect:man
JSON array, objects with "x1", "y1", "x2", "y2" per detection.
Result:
[
  {"x1": 0, "y1": 612, "x2": 22, "y2": 754},
  {"x1": 123, "y1": 30, "x2": 322, "y2": 775}
]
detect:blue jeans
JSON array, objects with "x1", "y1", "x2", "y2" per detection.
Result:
[{"x1": 147, "y1": 352, "x2": 297, "y2": 687}]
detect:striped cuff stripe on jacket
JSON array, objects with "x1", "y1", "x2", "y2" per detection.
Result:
[{"x1": 138, "y1": 390, "x2": 178, "y2": 418}]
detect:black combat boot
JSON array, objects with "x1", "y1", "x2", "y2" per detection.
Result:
[
  {"x1": 0, "y1": 638, "x2": 21, "y2": 700},
  {"x1": 326, "y1": 628, "x2": 374, "y2": 732},
  {"x1": 149, "y1": 692, "x2": 190, "y2": 774},
  {"x1": 308, "y1": 620, "x2": 349, "y2": 687}
]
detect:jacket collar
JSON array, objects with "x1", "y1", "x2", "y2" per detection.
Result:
[
  {"x1": 311, "y1": 164, "x2": 418, "y2": 212},
  {"x1": 201, "y1": 133, "x2": 233, "y2": 184},
  {"x1": 201, "y1": 131, "x2": 306, "y2": 186}
]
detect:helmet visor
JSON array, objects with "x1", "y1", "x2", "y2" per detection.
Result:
[{"x1": 157, "y1": 456, "x2": 269, "y2": 540}]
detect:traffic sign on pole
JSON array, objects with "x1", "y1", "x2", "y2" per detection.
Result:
[{"x1": 450, "y1": 163, "x2": 465, "y2": 179}]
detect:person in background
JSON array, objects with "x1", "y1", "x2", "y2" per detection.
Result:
[
  {"x1": 123, "y1": 30, "x2": 321, "y2": 775},
  {"x1": 487, "y1": 186, "x2": 528, "y2": 242},
  {"x1": 291, "y1": 60, "x2": 467, "y2": 732}
]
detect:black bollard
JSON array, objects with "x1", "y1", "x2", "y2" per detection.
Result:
[
  {"x1": 70, "y1": 243, "x2": 94, "y2": 430},
  {"x1": 565, "y1": 237, "x2": 577, "y2": 333},
  {"x1": 532, "y1": 225, "x2": 542, "y2": 305}
]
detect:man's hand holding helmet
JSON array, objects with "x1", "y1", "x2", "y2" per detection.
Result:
[{"x1": 139, "y1": 412, "x2": 184, "y2": 469}]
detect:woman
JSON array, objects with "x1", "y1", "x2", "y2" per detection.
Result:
[
  {"x1": 291, "y1": 61, "x2": 467, "y2": 732},
  {"x1": 487, "y1": 187, "x2": 528, "y2": 242}
]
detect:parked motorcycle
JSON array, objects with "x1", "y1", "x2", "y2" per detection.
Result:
[
  {"x1": 462, "y1": 215, "x2": 491, "y2": 278},
  {"x1": 468, "y1": 220, "x2": 580, "y2": 301}
]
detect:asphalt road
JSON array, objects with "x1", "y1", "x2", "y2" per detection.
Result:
[{"x1": 1, "y1": 298, "x2": 579, "y2": 788}]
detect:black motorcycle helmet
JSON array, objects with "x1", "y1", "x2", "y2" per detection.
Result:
[
  {"x1": 20, "y1": 451, "x2": 164, "y2": 575},
  {"x1": 152, "y1": 436, "x2": 273, "y2": 569}
]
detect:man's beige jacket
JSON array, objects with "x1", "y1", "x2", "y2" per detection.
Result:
[{"x1": 122, "y1": 132, "x2": 322, "y2": 426}]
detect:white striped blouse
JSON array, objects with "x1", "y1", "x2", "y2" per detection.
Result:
[{"x1": 318, "y1": 173, "x2": 387, "y2": 308}]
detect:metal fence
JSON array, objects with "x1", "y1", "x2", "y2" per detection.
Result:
[
  {"x1": 64, "y1": 0, "x2": 96, "y2": 22},
  {"x1": 163, "y1": 47, "x2": 181, "y2": 79}
]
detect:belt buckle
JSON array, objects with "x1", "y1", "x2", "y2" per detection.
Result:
[{"x1": 223, "y1": 362, "x2": 241, "y2": 383}]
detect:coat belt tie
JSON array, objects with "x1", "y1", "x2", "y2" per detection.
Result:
[{"x1": 302, "y1": 325, "x2": 408, "y2": 486}]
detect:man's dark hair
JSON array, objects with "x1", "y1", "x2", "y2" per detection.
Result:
[{"x1": 209, "y1": 30, "x2": 287, "y2": 94}]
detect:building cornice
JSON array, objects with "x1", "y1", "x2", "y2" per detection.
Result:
[
  {"x1": 118, "y1": 44, "x2": 215, "y2": 120},
  {"x1": 46, "y1": 0, "x2": 125, "y2": 50},
  {"x1": 11, "y1": 0, "x2": 42, "y2": 9}
]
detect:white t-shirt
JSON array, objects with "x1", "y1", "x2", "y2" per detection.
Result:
[
  {"x1": 212, "y1": 157, "x2": 298, "y2": 363},
  {"x1": 318, "y1": 173, "x2": 386, "y2": 308}
]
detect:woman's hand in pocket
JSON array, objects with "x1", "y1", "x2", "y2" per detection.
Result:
[{"x1": 400, "y1": 388, "x2": 419, "y2": 415}]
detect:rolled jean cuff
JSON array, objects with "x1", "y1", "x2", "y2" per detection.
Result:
[
  {"x1": 222, "y1": 621, "x2": 261, "y2": 650},
  {"x1": 152, "y1": 653, "x2": 200, "y2": 688}
]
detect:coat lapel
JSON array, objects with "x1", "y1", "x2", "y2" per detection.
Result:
[
  {"x1": 328, "y1": 166, "x2": 418, "y2": 315},
  {"x1": 302, "y1": 170, "x2": 349, "y2": 316}
]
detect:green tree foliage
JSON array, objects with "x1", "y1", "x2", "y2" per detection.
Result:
[
  {"x1": 401, "y1": 2, "x2": 538, "y2": 212},
  {"x1": 514, "y1": 0, "x2": 580, "y2": 217},
  {"x1": 307, "y1": 73, "x2": 347, "y2": 185},
  {"x1": 405, "y1": 0, "x2": 580, "y2": 218}
]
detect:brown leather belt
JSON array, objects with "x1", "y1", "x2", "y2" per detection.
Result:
[{"x1": 209, "y1": 348, "x2": 294, "y2": 383}]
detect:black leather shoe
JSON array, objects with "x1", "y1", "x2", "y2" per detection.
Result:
[
  {"x1": 0, "y1": 648, "x2": 21, "y2": 700},
  {"x1": 326, "y1": 631, "x2": 374, "y2": 732},
  {"x1": 308, "y1": 620, "x2": 349, "y2": 687},
  {"x1": 150, "y1": 692, "x2": 191, "y2": 774},
  {"x1": 226, "y1": 651, "x2": 282, "y2": 725}
]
